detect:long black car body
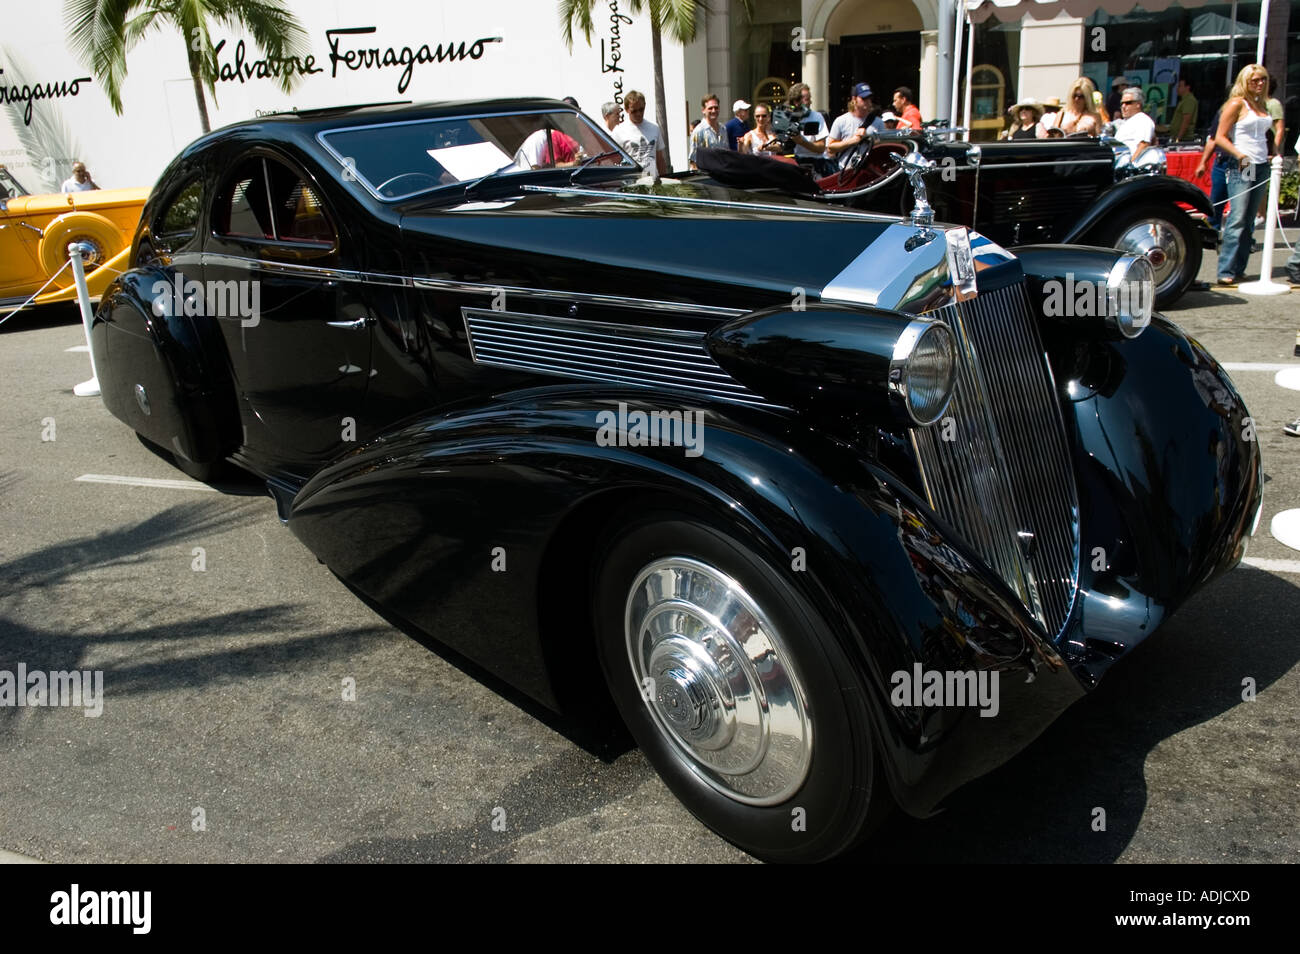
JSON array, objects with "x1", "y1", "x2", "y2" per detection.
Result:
[
  {"x1": 92, "y1": 99, "x2": 1262, "y2": 862},
  {"x1": 694, "y1": 128, "x2": 1217, "y2": 308}
]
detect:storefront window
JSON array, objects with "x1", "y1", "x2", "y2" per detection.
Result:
[
  {"x1": 730, "y1": 0, "x2": 801, "y2": 110},
  {"x1": 1081, "y1": 2, "x2": 1265, "y2": 136},
  {"x1": 969, "y1": 18, "x2": 1020, "y2": 140}
]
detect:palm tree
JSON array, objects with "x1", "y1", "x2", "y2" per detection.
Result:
[
  {"x1": 559, "y1": 0, "x2": 712, "y2": 170},
  {"x1": 65, "y1": 0, "x2": 308, "y2": 135}
]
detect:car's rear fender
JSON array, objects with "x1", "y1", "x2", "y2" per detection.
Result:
[
  {"x1": 92, "y1": 267, "x2": 240, "y2": 466},
  {"x1": 286, "y1": 385, "x2": 1085, "y2": 816}
]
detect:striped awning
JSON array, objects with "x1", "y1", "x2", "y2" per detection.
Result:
[{"x1": 966, "y1": 0, "x2": 1213, "y2": 24}]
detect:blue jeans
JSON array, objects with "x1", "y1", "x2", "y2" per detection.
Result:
[
  {"x1": 1208, "y1": 159, "x2": 1230, "y2": 230},
  {"x1": 1218, "y1": 162, "x2": 1268, "y2": 280}
]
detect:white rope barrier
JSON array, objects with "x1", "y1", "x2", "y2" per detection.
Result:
[{"x1": 0, "y1": 258, "x2": 73, "y2": 327}]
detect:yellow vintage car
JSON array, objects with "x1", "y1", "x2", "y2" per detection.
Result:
[{"x1": 0, "y1": 164, "x2": 148, "y2": 308}]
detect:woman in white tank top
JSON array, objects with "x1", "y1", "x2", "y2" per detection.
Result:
[{"x1": 1215, "y1": 65, "x2": 1273, "y2": 285}]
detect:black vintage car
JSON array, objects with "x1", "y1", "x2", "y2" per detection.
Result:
[
  {"x1": 92, "y1": 99, "x2": 1261, "y2": 863},
  {"x1": 695, "y1": 128, "x2": 1216, "y2": 308}
]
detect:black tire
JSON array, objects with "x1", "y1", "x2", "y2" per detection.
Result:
[
  {"x1": 593, "y1": 508, "x2": 889, "y2": 863},
  {"x1": 135, "y1": 433, "x2": 227, "y2": 483},
  {"x1": 1095, "y1": 202, "x2": 1202, "y2": 309}
]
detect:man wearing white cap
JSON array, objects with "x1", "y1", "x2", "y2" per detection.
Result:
[{"x1": 726, "y1": 100, "x2": 751, "y2": 151}]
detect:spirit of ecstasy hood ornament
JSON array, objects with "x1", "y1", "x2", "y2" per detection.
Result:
[{"x1": 893, "y1": 149, "x2": 937, "y2": 228}]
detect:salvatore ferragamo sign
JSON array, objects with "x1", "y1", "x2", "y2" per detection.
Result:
[{"x1": 214, "y1": 25, "x2": 504, "y2": 95}]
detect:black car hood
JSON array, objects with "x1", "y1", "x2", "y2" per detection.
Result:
[{"x1": 395, "y1": 178, "x2": 904, "y2": 308}]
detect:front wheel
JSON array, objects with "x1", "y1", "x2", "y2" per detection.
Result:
[
  {"x1": 136, "y1": 433, "x2": 228, "y2": 484},
  {"x1": 593, "y1": 510, "x2": 888, "y2": 862},
  {"x1": 1096, "y1": 203, "x2": 1202, "y2": 308}
]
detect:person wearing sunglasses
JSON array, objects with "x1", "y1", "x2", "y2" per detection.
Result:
[
  {"x1": 1214, "y1": 65, "x2": 1273, "y2": 286},
  {"x1": 740, "y1": 106, "x2": 782, "y2": 158},
  {"x1": 1113, "y1": 87, "x2": 1155, "y2": 159},
  {"x1": 1046, "y1": 77, "x2": 1102, "y2": 136}
]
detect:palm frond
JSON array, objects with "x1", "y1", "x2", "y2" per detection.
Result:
[
  {"x1": 659, "y1": 0, "x2": 699, "y2": 44},
  {"x1": 557, "y1": 0, "x2": 598, "y2": 49},
  {"x1": 63, "y1": 0, "x2": 139, "y2": 113},
  {"x1": 122, "y1": 7, "x2": 165, "y2": 48}
]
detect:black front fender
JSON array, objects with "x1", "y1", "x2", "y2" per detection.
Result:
[
  {"x1": 1047, "y1": 315, "x2": 1263, "y2": 685},
  {"x1": 1064, "y1": 175, "x2": 1215, "y2": 246},
  {"x1": 286, "y1": 385, "x2": 1086, "y2": 816}
]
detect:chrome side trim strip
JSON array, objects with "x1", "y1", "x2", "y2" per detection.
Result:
[
  {"x1": 521, "y1": 184, "x2": 900, "y2": 222},
  {"x1": 194, "y1": 252, "x2": 411, "y2": 287},
  {"x1": 413, "y1": 279, "x2": 745, "y2": 317},
  {"x1": 959, "y1": 158, "x2": 1113, "y2": 172},
  {"x1": 187, "y1": 252, "x2": 744, "y2": 316}
]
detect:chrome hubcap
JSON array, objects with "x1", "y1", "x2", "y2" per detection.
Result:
[
  {"x1": 1115, "y1": 219, "x2": 1185, "y2": 294},
  {"x1": 70, "y1": 236, "x2": 105, "y2": 268},
  {"x1": 625, "y1": 557, "x2": 812, "y2": 805}
]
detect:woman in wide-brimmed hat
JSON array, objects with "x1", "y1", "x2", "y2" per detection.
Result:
[{"x1": 1002, "y1": 98, "x2": 1045, "y2": 140}]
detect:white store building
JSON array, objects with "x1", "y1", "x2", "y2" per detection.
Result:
[{"x1": 2, "y1": 0, "x2": 1291, "y2": 194}]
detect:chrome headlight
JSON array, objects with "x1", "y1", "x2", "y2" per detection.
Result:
[
  {"x1": 1133, "y1": 146, "x2": 1167, "y2": 174},
  {"x1": 891, "y1": 319, "x2": 957, "y2": 425},
  {"x1": 1106, "y1": 254, "x2": 1155, "y2": 338}
]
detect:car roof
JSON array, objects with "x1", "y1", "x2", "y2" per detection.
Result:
[
  {"x1": 209, "y1": 98, "x2": 570, "y2": 138},
  {"x1": 173, "y1": 98, "x2": 580, "y2": 173}
]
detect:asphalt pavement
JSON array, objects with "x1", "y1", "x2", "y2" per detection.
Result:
[{"x1": 1, "y1": 237, "x2": 1298, "y2": 863}]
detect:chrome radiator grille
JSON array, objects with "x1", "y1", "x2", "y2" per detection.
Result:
[
  {"x1": 913, "y1": 283, "x2": 1080, "y2": 637},
  {"x1": 462, "y1": 308, "x2": 774, "y2": 407}
]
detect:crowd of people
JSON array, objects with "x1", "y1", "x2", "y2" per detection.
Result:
[
  {"x1": 1002, "y1": 65, "x2": 1296, "y2": 290},
  {"x1": 675, "y1": 81, "x2": 923, "y2": 176}
]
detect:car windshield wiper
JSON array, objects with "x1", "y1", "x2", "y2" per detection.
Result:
[
  {"x1": 464, "y1": 160, "x2": 521, "y2": 199},
  {"x1": 569, "y1": 151, "x2": 621, "y2": 184}
]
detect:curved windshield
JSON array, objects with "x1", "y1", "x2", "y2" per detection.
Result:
[{"x1": 319, "y1": 110, "x2": 637, "y2": 200}]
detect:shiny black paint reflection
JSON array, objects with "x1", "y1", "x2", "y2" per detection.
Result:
[
  {"x1": 705, "y1": 304, "x2": 918, "y2": 423},
  {"x1": 289, "y1": 386, "x2": 1087, "y2": 815},
  {"x1": 1045, "y1": 316, "x2": 1262, "y2": 685}
]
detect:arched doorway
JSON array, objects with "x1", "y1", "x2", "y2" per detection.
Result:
[{"x1": 806, "y1": 0, "x2": 939, "y2": 120}]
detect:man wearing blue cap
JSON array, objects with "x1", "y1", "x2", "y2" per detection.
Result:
[{"x1": 827, "y1": 83, "x2": 886, "y2": 171}]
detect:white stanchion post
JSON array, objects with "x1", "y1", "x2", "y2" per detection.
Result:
[
  {"x1": 69, "y1": 241, "x2": 102, "y2": 396},
  {"x1": 1240, "y1": 156, "x2": 1288, "y2": 296}
]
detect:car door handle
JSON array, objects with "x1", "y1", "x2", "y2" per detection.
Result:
[{"x1": 326, "y1": 317, "x2": 368, "y2": 330}]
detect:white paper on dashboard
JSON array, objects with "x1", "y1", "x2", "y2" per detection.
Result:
[{"x1": 429, "y1": 141, "x2": 514, "y2": 180}]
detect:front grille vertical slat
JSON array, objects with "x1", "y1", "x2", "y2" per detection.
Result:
[{"x1": 916, "y1": 284, "x2": 1080, "y2": 637}]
